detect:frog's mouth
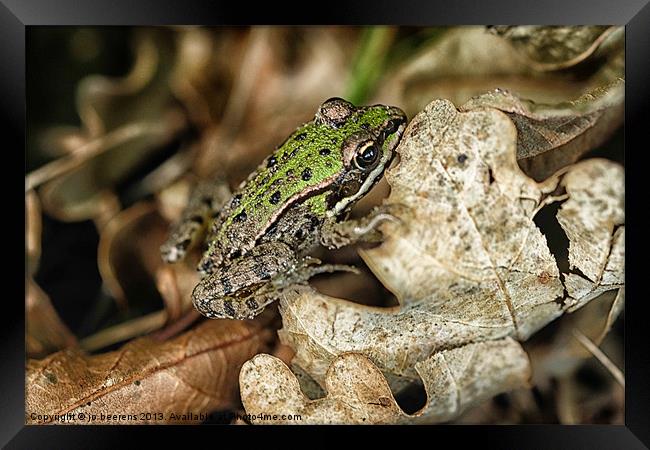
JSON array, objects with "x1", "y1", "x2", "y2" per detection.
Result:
[{"x1": 327, "y1": 120, "x2": 406, "y2": 218}]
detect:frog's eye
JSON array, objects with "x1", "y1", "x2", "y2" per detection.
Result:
[{"x1": 354, "y1": 141, "x2": 380, "y2": 170}]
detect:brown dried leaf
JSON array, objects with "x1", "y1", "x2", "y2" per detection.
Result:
[
  {"x1": 461, "y1": 80, "x2": 624, "y2": 181},
  {"x1": 557, "y1": 160, "x2": 624, "y2": 310},
  {"x1": 26, "y1": 279, "x2": 77, "y2": 359},
  {"x1": 170, "y1": 27, "x2": 230, "y2": 128},
  {"x1": 597, "y1": 287, "x2": 624, "y2": 345},
  {"x1": 34, "y1": 30, "x2": 187, "y2": 221},
  {"x1": 37, "y1": 126, "x2": 91, "y2": 159},
  {"x1": 378, "y1": 27, "x2": 536, "y2": 116},
  {"x1": 246, "y1": 98, "x2": 623, "y2": 423},
  {"x1": 37, "y1": 117, "x2": 185, "y2": 222},
  {"x1": 97, "y1": 202, "x2": 169, "y2": 309},
  {"x1": 194, "y1": 27, "x2": 352, "y2": 180},
  {"x1": 26, "y1": 317, "x2": 273, "y2": 424},
  {"x1": 77, "y1": 30, "x2": 178, "y2": 138},
  {"x1": 26, "y1": 190, "x2": 42, "y2": 276},
  {"x1": 487, "y1": 26, "x2": 618, "y2": 71},
  {"x1": 529, "y1": 288, "x2": 624, "y2": 383},
  {"x1": 377, "y1": 26, "x2": 623, "y2": 122},
  {"x1": 156, "y1": 177, "x2": 194, "y2": 224},
  {"x1": 241, "y1": 338, "x2": 529, "y2": 424},
  {"x1": 155, "y1": 263, "x2": 200, "y2": 322}
]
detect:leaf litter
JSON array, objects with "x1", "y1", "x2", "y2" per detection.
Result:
[{"x1": 241, "y1": 96, "x2": 624, "y2": 424}]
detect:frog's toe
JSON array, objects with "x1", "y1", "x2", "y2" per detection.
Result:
[
  {"x1": 192, "y1": 280, "x2": 231, "y2": 319},
  {"x1": 160, "y1": 240, "x2": 189, "y2": 263},
  {"x1": 191, "y1": 278, "x2": 263, "y2": 320}
]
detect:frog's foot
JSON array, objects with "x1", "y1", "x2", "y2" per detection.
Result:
[
  {"x1": 262, "y1": 257, "x2": 361, "y2": 292},
  {"x1": 320, "y1": 203, "x2": 408, "y2": 249},
  {"x1": 192, "y1": 242, "x2": 297, "y2": 319},
  {"x1": 160, "y1": 179, "x2": 231, "y2": 263},
  {"x1": 192, "y1": 288, "x2": 278, "y2": 320}
]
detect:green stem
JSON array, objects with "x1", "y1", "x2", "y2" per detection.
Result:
[{"x1": 346, "y1": 27, "x2": 397, "y2": 104}]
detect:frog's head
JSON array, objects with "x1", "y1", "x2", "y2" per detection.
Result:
[{"x1": 315, "y1": 97, "x2": 407, "y2": 217}]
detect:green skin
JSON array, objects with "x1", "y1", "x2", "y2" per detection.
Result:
[{"x1": 160, "y1": 98, "x2": 407, "y2": 319}]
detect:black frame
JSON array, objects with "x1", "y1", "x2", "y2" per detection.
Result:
[{"x1": 7, "y1": 0, "x2": 649, "y2": 447}]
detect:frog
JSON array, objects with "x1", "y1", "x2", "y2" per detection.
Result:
[{"x1": 160, "y1": 97, "x2": 407, "y2": 320}]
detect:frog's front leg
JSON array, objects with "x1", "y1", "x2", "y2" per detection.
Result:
[
  {"x1": 191, "y1": 242, "x2": 356, "y2": 319},
  {"x1": 320, "y1": 203, "x2": 407, "y2": 249},
  {"x1": 160, "y1": 179, "x2": 231, "y2": 263}
]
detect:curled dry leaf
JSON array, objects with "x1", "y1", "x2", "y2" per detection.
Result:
[
  {"x1": 37, "y1": 118, "x2": 185, "y2": 223},
  {"x1": 487, "y1": 26, "x2": 618, "y2": 71},
  {"x1": 26, "y1": 190, "x2": 42, "y2": 277},
  {"x1": 377, "y1": 26, "x2": 623, "y2": 124},
  {"x1": 155, "y1": 263, "x2": 200, "y2": 322},
  {"x1": 76, "y1": 30, "x2": 178, "y2": 138},
  {"x1": 242, "y1": 98, "x2": 623, "y2": 424},
  {"x1": 378, "y1": 27, "x2": 535, "y2": 115},
  {"x1": 34, "y1": 30, "x2": 187, "y2": 222},
  {"x1": 170, "y1": 27, "x2": 231, "y2": 128},
  {"x1": 27, "y1": 316, "x2": 274, "y2": 424},
  {"x1": 241, "y1": 338, "x2": 529, "y2": 424},
  {"x1": 461, "y1": 80, "x2": 624, "y2": 181},
  {"x1": 26, "y1": 191, "x2": 76, "y2": 358},
  {"x1": 98, "y1": 202, "x2": 170, "y2": 309},
  {"x1": 26, "y1": 278, "x2": 77, "y2": 359},
  {"x1": 37, "y1": 126, "x2": 91, "y2": 159},
  {"x1": 194, "y1": 27, "x2": 352, "y2": 180}
]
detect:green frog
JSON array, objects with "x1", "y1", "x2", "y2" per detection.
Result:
[{"x1": 160, "y1": 98, "x2": 407, "y2": 319}]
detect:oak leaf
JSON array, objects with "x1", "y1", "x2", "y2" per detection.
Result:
[
  {"x1": 241, "y1": 98, "x2": 624, "y2": 423},
  {"x1": 27, "y1": 317, "x2": 273, "y2": 424}
]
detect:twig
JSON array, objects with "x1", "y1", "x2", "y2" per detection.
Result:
[
  {"x1": 152, "y1": 309, "x2": 202, "y2": 342},
  {"x1": 572, "y1": 329, "x2": 624, "y2": 388},
  {"x1": 26, "y1": 123, "x2": 157, "y2": 192},
  {"x1": 79, "y1": 310, "x2": 168, "y2": 352}
]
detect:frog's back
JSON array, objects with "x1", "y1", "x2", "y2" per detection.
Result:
[{"x1": 198, "y1": 121, "x2": 345, "y2": 273}]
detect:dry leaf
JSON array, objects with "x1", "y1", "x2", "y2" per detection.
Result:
[
  {"x1": 26, "y1": 279, "x2": 77, "y2": 359},
  {"x1": 529, "y1": 288, "x2": 624, "y2": 383},
  {"x1": 26, "y1": 190, "x2": 42, "y2": 277},
  {"x1": 242, "y1": 98, "x2": 623, "y2": 424},
  {"x1": 378, "y1": 27, "x2": 536, "y2": 115},
  {"x1": 26, "y1": 192, "x2": 77, "y2": 358},
  {"x1": 76, "y1": 30, "x2": 178, "y2": 138},
  {"x1": 155, "y1": 263, "x2": 200, "y2": 322},
  {"x1": 487, "y1": 26, "x2": 618, "y2": 71},
  {"x1": 97, "y1": 202, "x2": 170, "y2": 309},
  {"x1": 156, "y1": 176, "x2": 194, "y2": 223},
  {"x1": 241, "y1": 338, "x2": 529, "y2": 424},
  {"x1": 170, "y1": 27, "x2": 232, "y2": 128},
  {"x1": 461, "y1": 80, "x2": 624, "y2": 181},
  {"x1": 27, "y1": 317, "x2": 274, "y2": 424},
  {"x1": 194, "y1": 27, "x2": 353, "y2": 180},
  {"x1": 377, "y1": 26, "x2": 623, "y2": 122},
  {"x1": 556, "y1": 161, "x2": 624, "y2": 310},
  {"x1": 34, "y1": 30, "x2": 187, "y2": 221}
]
